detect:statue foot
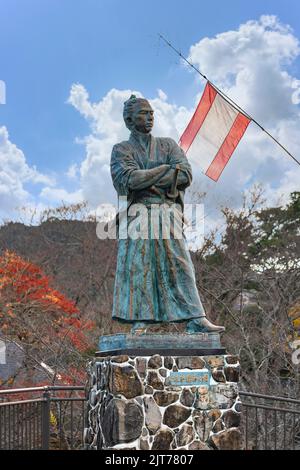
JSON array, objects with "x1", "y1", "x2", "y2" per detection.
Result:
[
  {"x1": 186, "y1": 317, "x2": 225, "y2": 334},
  {"x1": 131, "y1": 321, "x2": 148, "y2": 334}
]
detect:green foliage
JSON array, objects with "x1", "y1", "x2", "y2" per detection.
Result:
[
  {"x1": 250, "y1": 191, "x2": 300, "y2": 261},
  {"x1": 205, "y1": 249, "x2": 224, "y2": 267},
  {"x1": 193, "y1": 190, "x2": 300, "y2": 396}
]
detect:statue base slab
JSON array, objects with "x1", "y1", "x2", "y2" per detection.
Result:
[
  {"x1": 84, "y1": 347, "x2": 243, "y2": 450},
  {"x1": 98, "y1": 332, "x2": 225, "y2": 356}
]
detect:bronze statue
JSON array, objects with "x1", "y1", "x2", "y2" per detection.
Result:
[{"x1": 110, "y1": 95, "x2": 224, "y2": 334}]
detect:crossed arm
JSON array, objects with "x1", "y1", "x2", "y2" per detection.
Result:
[{"x1": 128, "y1": 164, "x2": 190, "y2": 191}]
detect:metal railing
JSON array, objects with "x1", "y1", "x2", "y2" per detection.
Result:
[
  {"x1": 0, "y1": 386, "x2": 86, "y2": 450},
  {"x1": 0, "y1": 386, "x2": 299, "y2": 450},
  {"x1": 240, "y1": 391, "x2": 300, "y2": 450}
]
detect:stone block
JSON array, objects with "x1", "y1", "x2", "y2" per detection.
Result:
[
  {"x1": 144, "y1": 396, "x2": 162, "y2": 434},
  {"x1": 176, "y1": 424, "x2": 194, "y2": 447},
  {"x1": 152, "y1": 429, "x2": 174, "y2": 450},
  {"x1": 148, "y1": 355, "x2": 162, "y2": 369},
  {"x1": 175, "y1": 356, "x2": 205, "y2": 370},
  {"x1": 101, "y1": 398, "x2": 143, "y2": 446},
  {"x1": 153, "y1": 391, "x2": 179, "y2": 407},
  {"x1": 163, "y1": 404, "x2": 191, "y2": 428},
  {"x1": 210, "y1": 428, "x2": 243, "y2": 450},
  {"x1": 108, "y1": 364, "x2": 143, "y2": 398},
  {"x1": 147, "y1": 371, "x2": 164, "y2": 390},
  {"x1": 85, "y1": 351, "x2": 241, "y2": 450}
]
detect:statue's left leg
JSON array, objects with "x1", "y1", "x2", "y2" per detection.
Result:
[{"x1": 186, "y1": 317, "x2": 225, "y2": 333}]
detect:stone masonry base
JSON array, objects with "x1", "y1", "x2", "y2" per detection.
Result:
[{"x1": 84, "y1": 353, "x2": 242, "y2": 450}]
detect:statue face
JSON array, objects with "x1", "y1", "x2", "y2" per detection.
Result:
[{"x1": 131, "y1": 102, "x2": 154, "y2": 134}]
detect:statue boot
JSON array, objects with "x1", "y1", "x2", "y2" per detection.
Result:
[
  {"x1": 186, "y1": 317, "x2": 225, "y2": 334},
  {"x1": 131, "y1": 321, "x2": 149, "y2": 334}
]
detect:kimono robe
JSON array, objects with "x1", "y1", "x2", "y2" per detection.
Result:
[{"x1": 110, "y1": 129, "x2": 205, "y2": 323}]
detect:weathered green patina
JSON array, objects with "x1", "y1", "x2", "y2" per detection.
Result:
[{"x1": 110, "y1": 95, "x2": 224, "y2": 334}]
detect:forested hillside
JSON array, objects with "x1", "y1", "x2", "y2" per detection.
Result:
[{"x1": 0, "y1": 192, "x2": 299, "y2": 396}]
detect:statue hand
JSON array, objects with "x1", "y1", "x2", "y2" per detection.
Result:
[{"x1": 149, "y1": 186, "x2": 162, "y2": 195}]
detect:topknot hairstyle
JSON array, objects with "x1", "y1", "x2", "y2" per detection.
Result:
[{"x1": 123, "y1": 95, "x2": 152, "y2": 130}]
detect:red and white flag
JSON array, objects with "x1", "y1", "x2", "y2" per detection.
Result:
[{"x1": 179, "y1": 82, "x2": 251, "y2": 181}]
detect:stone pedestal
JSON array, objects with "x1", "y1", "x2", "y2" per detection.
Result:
[{"x1": 84, "y1": 334, "x2": 242, "y2": 450}]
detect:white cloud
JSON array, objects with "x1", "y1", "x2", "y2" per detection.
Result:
[
  {"x1": 67, "y1": 15, "x2": 300, "y2": 238},
  {"x1": 1, "y1": 14, "x2": 298, "y2": 236},
  {"x1": 67, "y1": 83, "x2": 95, "y2": 120},
  {"x1": 0, "y1": 126, "x2": 55, "y2": 218},
  {"x1": 188, "y1": 15, "x2": 300, "y2": 125},
  {"x1": 66, "y1": 163, "x2": 79, "y2": 180},
  {"x1": 40, "y1": 187, "x2": 83, "y2": 204},
  {"x1": 185, "y1": 15, "x2": 300, "y2": 212},
  {"x1": 68, "y1": 86, "x2": 192, "y2": 208}
]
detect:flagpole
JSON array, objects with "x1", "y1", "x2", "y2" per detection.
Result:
[{"x1": 159, "y1": 34, "x2": 300, "y2": 167}]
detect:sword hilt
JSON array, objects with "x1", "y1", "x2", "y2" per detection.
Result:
[{"x1": 167, "y1": 164, "x2": 180, "y2": 199}]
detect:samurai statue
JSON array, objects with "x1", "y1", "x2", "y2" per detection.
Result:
[{"x1": 110, "y1": 95, "x2": 224, "y2": 334}]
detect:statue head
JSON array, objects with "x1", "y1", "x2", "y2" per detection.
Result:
[{"x1": 123, "y1": 95, "x2": 154, "y2": 133}]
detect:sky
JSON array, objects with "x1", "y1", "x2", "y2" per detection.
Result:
[{"x1": 0, "y1": 0, "x2": 300, "y2": 232}]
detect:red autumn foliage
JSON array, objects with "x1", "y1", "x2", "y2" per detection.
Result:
[{"x1": 0, "y1": 250, "x2": 95, "y2": 354}]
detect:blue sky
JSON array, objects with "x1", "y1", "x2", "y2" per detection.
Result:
[{"x1": 0, "y1": 0, "x2": 300, "y2": 226}]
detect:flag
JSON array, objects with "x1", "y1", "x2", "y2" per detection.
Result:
[{"x1": 179, "y1": 82, "x2": 251, "y2": 181}]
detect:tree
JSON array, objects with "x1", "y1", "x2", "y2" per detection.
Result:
[
  {"x1": 192, "y1": 189, "x2": 300, "y2": 398},
  {"x1": 0, "y1": 250, "x2": 95, "y2": 387}
]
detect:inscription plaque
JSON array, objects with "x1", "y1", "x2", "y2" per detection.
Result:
[{"x1": 166, "y1": 370, "x2": 211, "y2": 387}]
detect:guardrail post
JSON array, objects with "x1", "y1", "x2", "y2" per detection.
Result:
[{"x1": 41, "y1": 390, "x2": 50, "y2": 450}]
